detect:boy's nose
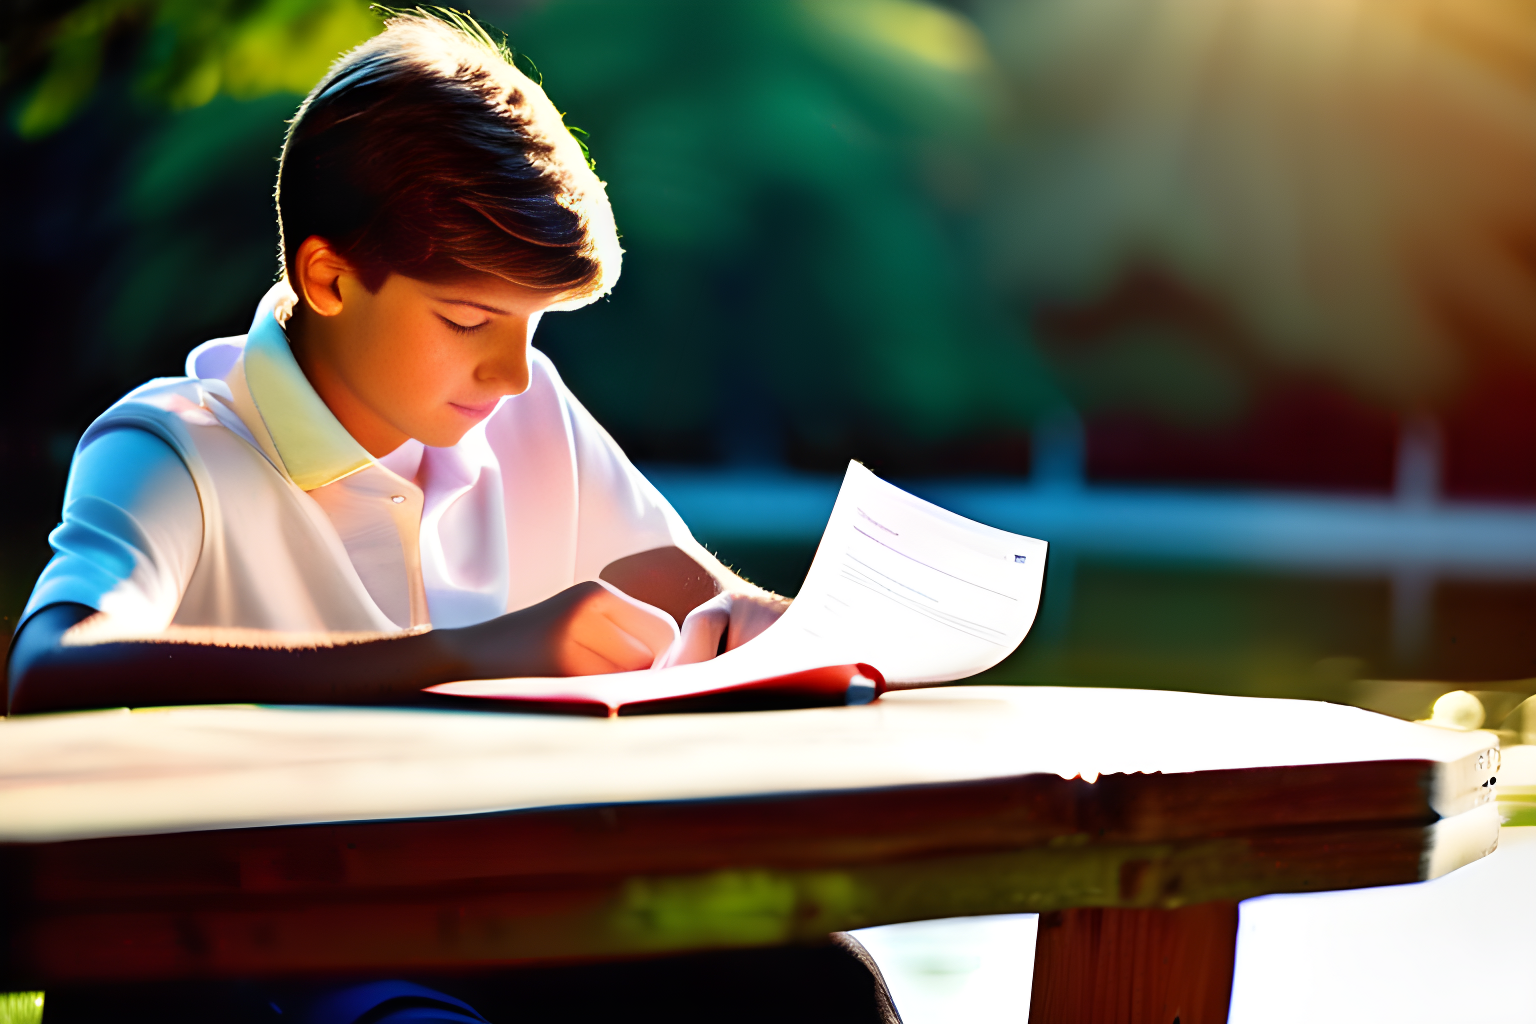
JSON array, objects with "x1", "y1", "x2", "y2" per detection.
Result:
[{"x1": 477, "y1": 326, "x2": 533, "y2": 396}]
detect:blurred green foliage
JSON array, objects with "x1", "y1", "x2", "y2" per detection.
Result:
[
  {"x1": 971, "y1": 0, "x2": 1536, "y2": 415},
  {"x1": 92, "y1": 93, "x2": 295, "y2": 374},
  {"x1": 510, "y1": 0, "x2": 1059, "y2": 465},
  {"x1": 0, "y1": 992, "x2": 43, "y2": 1024},
  {"x1": 12, "y1": 0, "x2": 377, "y2": 136}
]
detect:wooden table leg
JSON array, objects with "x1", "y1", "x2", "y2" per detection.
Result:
[{"x1": 1029, "y1": 901, "x2": 1239, "y2": 1024}]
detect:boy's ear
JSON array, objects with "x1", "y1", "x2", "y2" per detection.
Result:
[{"x1": 292, "y1": 236, "x2": 354, "y2": 317}]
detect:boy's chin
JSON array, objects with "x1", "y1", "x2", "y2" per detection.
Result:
[
  {"x1": 412, "y1": 421, "x2": 477, "y2": 449},
  {"x1": 408, "y1": 401, "x2": 503, "y2": 448}
]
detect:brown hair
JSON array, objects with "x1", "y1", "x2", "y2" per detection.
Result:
[{"x1": 276, "y1": 10, "x2": 620, "y2": 304}]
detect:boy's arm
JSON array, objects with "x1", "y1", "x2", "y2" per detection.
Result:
[{"x1": 5, "y1": 581, "x2": 676, "y2": 715}]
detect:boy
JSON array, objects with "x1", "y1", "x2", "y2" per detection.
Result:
[
  {"x1": 6, "y1": 11, "x2": 786, "y2": 714},
  {"x1": 6, "y1": 11, "x2": 903, "y2": 1023}
]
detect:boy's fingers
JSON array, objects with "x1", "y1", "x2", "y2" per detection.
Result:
[
  {"x1": 557, "y1": 582, "x2": 678, "y2": 674},
  {"x1": 563, "y1": 607, "x2": 659, "y2": 673},
  {"x1": 658, "y1": 594, "x2": 732, "y2": 668},
  {"x1": 591, "y1": 585, "x2": 678, "y2": 656},
  {"x1": 724, "y1": 593, "x2": 787, "y2": 651},
  {"x1": 560, "y1": 635, "x2": 642, "y2": 675}
]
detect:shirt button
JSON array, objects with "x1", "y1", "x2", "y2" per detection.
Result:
[{"x1": 390, "y1": 495, "x2": 406, "y2": 504}]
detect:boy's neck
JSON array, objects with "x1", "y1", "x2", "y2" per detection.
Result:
[{"x1": 284, "y1": 306, "x2": 410, "y2": 458}]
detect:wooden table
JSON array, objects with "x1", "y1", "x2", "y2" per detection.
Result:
[{"x1": 0, "y1": 687, "x2": 1501, "y2": 1023}]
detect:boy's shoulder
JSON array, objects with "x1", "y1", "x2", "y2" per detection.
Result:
[
  {"x1": 81, "y1": 368, "x2": 236, "y2": 460},
  {"x1": 76, "y1": 332, "x2": 255, "y2": 470}
]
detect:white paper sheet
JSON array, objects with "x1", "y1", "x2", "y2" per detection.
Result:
[{"x1": 431, "y1": 462, "x2": 1048, "y2": 704}]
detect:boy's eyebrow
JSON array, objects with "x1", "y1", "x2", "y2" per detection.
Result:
[{"x1": 439, "y1": 298, "x2": 513, "y2": 315}]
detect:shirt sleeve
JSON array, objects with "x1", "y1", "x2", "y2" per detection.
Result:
[
  {"x1": 555, "y1": 367, "x2": 701, "y2": 582},
  {"x1": 21, "y1": 427, "x2": 203, "y2": 634}
]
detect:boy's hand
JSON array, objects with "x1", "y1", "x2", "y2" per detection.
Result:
[
  {"x1": 655, "y1": 590, "x2": 791, "y2": 668},
  {"x1": 447, "y1": 580, "x2": 677, "y2": 678}
]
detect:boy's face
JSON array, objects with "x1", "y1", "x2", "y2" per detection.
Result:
[{"x1": 290, "y1": 239, "x2": 572, "y2": 455}]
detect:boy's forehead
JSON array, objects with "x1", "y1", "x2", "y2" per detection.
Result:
[{"x1": 410, "y1": 270, "x2": 578, "y2": 311}]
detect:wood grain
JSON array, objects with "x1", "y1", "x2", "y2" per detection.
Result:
[
  {"x1": 1030, "y1": 902, "x2": 1240, "y2": 1024},
  {"x1": 0, "y1": 760, "x2": 1446, "y2": 985}
]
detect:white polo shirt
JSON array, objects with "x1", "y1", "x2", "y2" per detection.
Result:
[{"x1": 23, "y1": 288, "x2": 696, "y2": 636}]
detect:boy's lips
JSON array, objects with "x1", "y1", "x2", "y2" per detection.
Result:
[{"x1": 449, "y1": 399, "x2": 499, "y2": 419}]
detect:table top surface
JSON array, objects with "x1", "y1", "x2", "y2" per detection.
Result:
[{"x1": 0, "y1": 686, "x2": 1495, "y2": 843}]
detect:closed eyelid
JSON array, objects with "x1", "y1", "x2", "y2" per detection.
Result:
[{"x1": 436, "y1": 312, "x2": 490, "y2": 333}]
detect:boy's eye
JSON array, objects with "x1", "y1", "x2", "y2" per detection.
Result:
[{"x1": 436, "y1": 313, "x2": 489, "y2": 334}]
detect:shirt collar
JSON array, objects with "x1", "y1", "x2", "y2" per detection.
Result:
[{"x1": 240, "y1": 295, "x2": 373, "y2": 492}]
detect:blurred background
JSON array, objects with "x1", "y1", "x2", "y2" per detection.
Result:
[{"x1": 4, "y1": 0, "x2": 1536, "y2": 723}]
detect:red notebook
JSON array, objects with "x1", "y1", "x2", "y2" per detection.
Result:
[{"x1": 432, "y1": 663, "x2": 885, "y2": 717}]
